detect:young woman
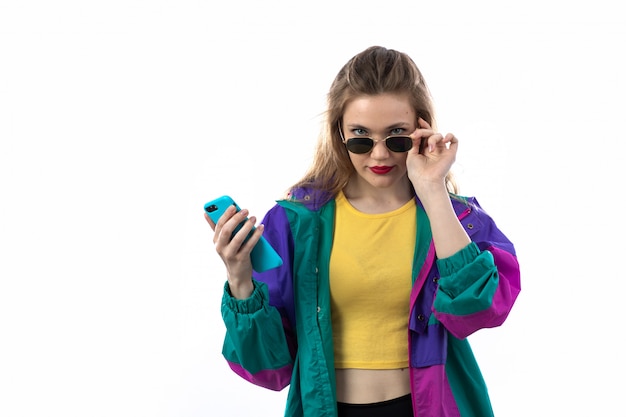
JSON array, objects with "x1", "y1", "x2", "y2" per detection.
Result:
[{"x1": 205, "y1": 46, "x2": 521, "y2": 417}]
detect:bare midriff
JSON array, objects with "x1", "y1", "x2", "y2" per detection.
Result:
[{"x1": 335, "y1": 368, "x2": 411, "y2": 404}]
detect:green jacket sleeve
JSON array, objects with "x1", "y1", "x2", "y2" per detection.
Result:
[{"x1": 221, "y1": 279, "x2": 294, "y2": 390}]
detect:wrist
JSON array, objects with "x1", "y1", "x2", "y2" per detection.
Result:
[
  {"x1": 227, "y1": 278, "x2": 254, "y2": 300},
  {"x1": 412, "y1": 180, "x2": 448, "y2": 201}
]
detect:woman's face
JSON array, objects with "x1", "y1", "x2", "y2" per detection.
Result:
[{"x1": 341, "y1": 93, "x2": 416, "y2": 193}]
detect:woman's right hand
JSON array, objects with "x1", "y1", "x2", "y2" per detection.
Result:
[{"x1": 204, "y1": 205, "x2": 261, "y2": 299}]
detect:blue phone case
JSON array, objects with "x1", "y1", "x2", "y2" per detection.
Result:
[{"x1": 204, "y1": 195, "x2": 283, "y2": 273}]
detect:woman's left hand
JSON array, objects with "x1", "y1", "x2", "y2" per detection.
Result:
[{"x1": 406, "y1": 118, "x2": 458, "y2": 193}]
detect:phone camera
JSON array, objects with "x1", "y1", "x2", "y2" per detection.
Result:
[{"x1": 206, "y1": 204, "x2": 218, "y2": 213}]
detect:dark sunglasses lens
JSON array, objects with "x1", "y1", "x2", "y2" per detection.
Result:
[
  {"x1": 346, "y1": 138, "x2": 374, "y2": 154},
  {"x1": 386, "y1": 136, "x2": 413, "y2": 152}
]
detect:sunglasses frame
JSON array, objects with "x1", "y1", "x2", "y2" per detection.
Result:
[{"x1": 338, "y1": 123, "x2": 413, "y2": 154}]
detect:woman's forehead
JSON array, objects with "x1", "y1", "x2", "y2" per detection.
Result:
[{"x1": 343, "y1": 94, "x2": 415, "y2": 128}]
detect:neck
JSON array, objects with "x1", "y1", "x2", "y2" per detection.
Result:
[{"x1": 342, "y1": 177, "x2": 414, "y2": 214}]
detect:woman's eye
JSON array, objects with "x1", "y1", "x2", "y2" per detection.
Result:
[
  {"x1": 390, "y1": 127, "x2": 405, "y2": 135},
  {"x1": 352, "y1": 128, "x2": 368, "y2": 136}
]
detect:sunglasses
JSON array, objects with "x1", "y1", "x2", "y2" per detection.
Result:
[
  {"x1": 338, "y1": 123, "x2": 413, "y2": 154},
  {"x1": 344, "y1": 136, "x2": 413, "y2": 154}
]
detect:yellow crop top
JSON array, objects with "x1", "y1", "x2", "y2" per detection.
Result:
[{"x1": 330, "y1": 191, "x2": 416, "y2": 369}]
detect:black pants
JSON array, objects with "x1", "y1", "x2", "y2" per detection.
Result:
[{"x1": 337, "y1": 394, "x2": 413, "y2": 417}]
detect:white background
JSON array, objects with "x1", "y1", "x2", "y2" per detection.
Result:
[{"x1": 1, "y1": 1, "x2": 624, "y2": 416}]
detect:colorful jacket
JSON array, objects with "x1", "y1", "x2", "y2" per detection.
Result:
[{"x1": 220, "y1": 189, "x2": 521, "y2": 416}]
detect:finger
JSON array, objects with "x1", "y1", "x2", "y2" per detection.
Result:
[
  {"x1": 439, "y1": 133, "x2": 459, "y2": 151},
  {"x1": 412, "y1": 120, "x2": 435, "y2": 137},
  {"x1": 410, "y1": 135, "x2": 426, "y2": 154},
  {"x1": 445, "y1": 133, "x2": 458, "y2": 145},
  {"x1": 240, "y1": 222, "x2": 265, "y2": 252},
  {"x1": 204, "y1": 212, "x2": 216, "y2": 231},
  {"x1": 410, "y1": 126, "x2": 435, "y2": 154},
  {"x1": 225, "y1": 217, "x2": 264, "y2": 264},
  {"x1": 210, "y1": 205, "x2": 237, "y2": 241},
  {"x1": 229, "y1": 215, "x2": 257, "y2": 248},
  {"x1": 425, "y1": 133, "x2": 445, "y2": 153},
  {"x1": 220, "y1": 208, "x2": 249, "y2": 235},
  {"x1": 215, "y1": 205, "x2": 237, "y2": 229},
  {"x1": 417, "y1": 117, "x2": 431, "y2": 129},
  {"x1": 214, "y1": 207, "x2": 248, "y2": 245}
]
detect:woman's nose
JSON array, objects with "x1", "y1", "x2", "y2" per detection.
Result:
[{"x1": 369, "y1": 139, "x2": 390, "y2": 158}]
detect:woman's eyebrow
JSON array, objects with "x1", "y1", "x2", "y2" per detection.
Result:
[
  {"x1": 346, "y1": 122, "x2": 412, "y2": 130},
  {"x1": 345, "y1": 123, "x2": 368, "y2": 130}
]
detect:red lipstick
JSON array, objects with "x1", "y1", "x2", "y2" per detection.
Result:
[{"x1": 370, "y1": 166, "x2": 393, "y2": 175}]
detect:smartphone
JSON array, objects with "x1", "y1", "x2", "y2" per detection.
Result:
[{"x1": 204, "y1": 195, "x2": 283, "y2": 273}]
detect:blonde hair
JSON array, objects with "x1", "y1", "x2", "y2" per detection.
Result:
[{"x1": 289, "y1": 46, "x2": 457, "y2": 199}]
